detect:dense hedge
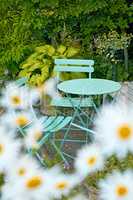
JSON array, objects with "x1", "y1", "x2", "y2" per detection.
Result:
[{"x1": 0, "y1": 0, "x2": 132, "y2": 83}]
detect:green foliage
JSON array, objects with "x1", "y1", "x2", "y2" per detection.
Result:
[
  {"x1": 93, "y1": 55, "x2": 130, "y2": 81},
  {"x1": 95, "y1": 31, "x2": 132, "y2": 64},
  {"x1": 19, "y1": 44, "x2": 80, "y2": 86},
  {"x1": 0, "y1": 173, "x2": 4, "y2": 188},
  {"x1": 61, "y1": 154, "x2": 133, "y2": 199},
  {"x1": 86, "y1": 154, "x2": 133, "y2": 189},
  {"x1": 0, "y1": 0, "x2": 132, "y2": 81}
]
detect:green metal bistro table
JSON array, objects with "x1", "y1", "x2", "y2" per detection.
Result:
[
  {"x1": 57, "y1": 78, "x2": 121, "y2": 153},
  {"x1": 58, "y1": 78, "x2": 121, "y2": 113},
  {"x1": 58, "y1": 78, "x2": 121, "y2": 116},
  {"x1": 58, "y1": 78, "x2": 121, "y2": 96}
]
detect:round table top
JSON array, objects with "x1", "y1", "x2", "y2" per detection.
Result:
[{"x1": 57, "y1": 78, "x2": 121, "y2": 95}]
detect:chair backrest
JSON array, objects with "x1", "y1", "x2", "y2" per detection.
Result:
[
  {"x1": 15, "y1": 77, "x2": 28, "y2": 87},
  {"x1": 54, "y1": 59, "x2": 94, "y2": 81}
]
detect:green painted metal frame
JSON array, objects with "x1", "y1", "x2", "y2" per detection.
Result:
[
  {"x1": 14, "y1": 77, "x2": 121, "y2": 166},
  {"x1": 14, "y1": 78, "x2": 73, "y2": 165},
  {"x1": 15, "y1": 77, "x2": 28, "y2": 86},
  {"x1": 51, "y1": 59, "x2": 96, "y2": 162},
  {"x1": 51, "y1": 58, "x2": 94, "y2": 109},
  {"x1": 56, "y1": 78, "x2": 121, "y2": 162}
]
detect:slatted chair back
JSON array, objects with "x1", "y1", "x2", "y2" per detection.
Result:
[
  {"x1": 15, "y1": 77, "x2": 28, "y2": 86},
  {"x1": 54, "y1": 59, "x2": 94, "y2": 80}
]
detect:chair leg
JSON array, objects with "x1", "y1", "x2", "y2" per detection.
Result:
[
  {"x1": 60, "y1": 107, "x2": 79, "y2": 149},
  {"x1": 51, "y1": 140, "x2": 70, "y2": 166}
]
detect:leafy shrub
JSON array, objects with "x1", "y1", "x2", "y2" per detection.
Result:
[
  {"x1": 0, "y1": 0, "x2": 132, "y2": 82},
  {"x1": 19, "y1": 44, "x2": 80, "y2": 86}
]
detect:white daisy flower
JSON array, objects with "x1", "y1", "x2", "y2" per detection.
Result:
[
  {"x1": 7, "y1": 155, "x2": 41, "y2": 180},
  {"x1": 0, "y1": 82, "x2": 40, "y2": 110},
  {"x1": 43, "y1": 77, "x2": 60, "y2": 99},
  {"x1": 6, "y1": 165, "x2": 60, "y2": 200},
  {"x1": 1, "y1": 83, "x2": 29, "y2": 110},
  {"x1": 99, "y1": 170, "x2": 133, "y2": 200},
  {"x1": 24, "y1": 121, "x2": 44, "y2": 149},
  {"x1": 95, "y1": 103, "x2": 133, "y2": 158},
  {"x1": 0, "y1": 124, "x2": 15, "y2": 136},
  {"x1": 2, "y1": 168, "x2": 49, "y2": 200},
  {"x1": 1, "y1": 111, "x2": 33, "y2": 130},
  {"x1": 0, "y1": 130, "x2": 21, "y2": 172},
  {"x1": 29, "y1": 87, "x2": 40, "y2": 106},
  {"x1": 48, "y1": 173, "x2": 79, "y2": 199},
  {"x1": 74, "y1": 144, "x2": 105, "y2": 178}
]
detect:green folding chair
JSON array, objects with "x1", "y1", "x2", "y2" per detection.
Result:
[
  {"x1": 15, "y1": 77, "x2": 93, "y2": 165},
  {"x1": 14, "y1": 78, "x2": 74, "y2": 165},
  {"x1": 15, "y1": 77, "x2": 28, "y2": 86},
  {"x1": 29, "y1": 115, "x2": 95, "y2": 166},
  {"x1": 51, "y1": 59, "x2": 94, "y2": 109},
  {"x1": 36, "y1": 115, "x2": 72, "y2": 165},
  {"x1": 18, "y1": 115, "x2": 72, "y2": 166},
  {"x1": 50, "y1": 59, "x2": 95, "y2": 146}
]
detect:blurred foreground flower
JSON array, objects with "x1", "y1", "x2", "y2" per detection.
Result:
[
  {"x1": 95, "y1": 103, "x2": 133, "y2": 158},
  {"x1": 99, "y1": 170, "x2": 133, "y2": 200},
  {"x1": 1, "y1": 82, "x2": 39, "y2": 110},
  {"x1": 0, "y1": 129, "x2": 21, "y2": 172},
  {"x1": 2, "y1": 168, "x2": 48, "y2": 200},
  {"x1": 7, "y1": 155, "x2": 41, "y2": 180},
  {"x1": 0, "y1": 80, "x2": 133, "y2": 200},
  {"x1": 48, "y1": 174, "x2": 80, "y2": 199},
  {"x1": 1, "y1": 111, "x2": 33, "y2": 130},
  {"x1": 24, "y1": 120, "x2": 44, "y2": 150},
  {"x1": 75, "y1": 144, "x2": 105, "y2": 178},
  {"x1": 43, "y1": 77, "x2": 61, "y2": 99}
]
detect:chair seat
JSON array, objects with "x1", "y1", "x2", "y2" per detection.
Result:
[
  {"x1": 51, "y1": 97, "x2": 93, "y2": 107},
  {"x1": 41, "y1": 116, "x2": 72, "y2": 132}
]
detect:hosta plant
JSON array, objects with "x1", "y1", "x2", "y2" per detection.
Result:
[{"x1": 19, "y1": 44, "x2": 80, "y2": 86}]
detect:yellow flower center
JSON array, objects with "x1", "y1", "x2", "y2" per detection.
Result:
[
  {"x1": 16, "y1": 115, "x2": 29, "y2": 126},
  {"x1": 11, "y1": 96, "x2": 21, "y2": 105},
  {"x1": 26, "y1": 176, "x2": 43, "y2": 189},
  {"x1": 18, "y1": 167, "x2": 26, "y2": 176},
  {"x1": 87, "y1": 156, "x2": 97, "y2": 166},
  {"x1": 34, "y1": 131, "x2": 42, "y2": 141},
  {"x1": 0, "y1": 144, "x2": 4, "y2": 155},
  {"x1": 117, "y1": 124, "x2": 132, "y2": 140},
  {"x1": 32, "y1": 143, "x2": 39, "y2": 150},
  {"x1": 116, "y1": 185, "x2": 128, "y2": 197},
  {"x1": 55, "y1": 181, "x2": 68, "y2": 190}
]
